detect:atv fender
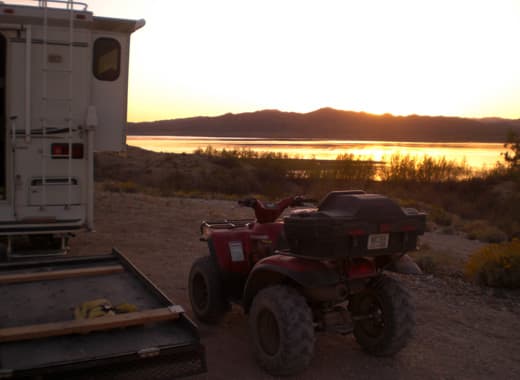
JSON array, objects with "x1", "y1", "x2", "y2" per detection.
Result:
[
  {"x1": 388, "y1": 254, "x2": 423, "y2": 274},
  {"x1": 242, "y1": 254, "x2": 340, "y2": 312},
  {"x1": 377, "y1": 253, "x2": 423, "y2": 275}
]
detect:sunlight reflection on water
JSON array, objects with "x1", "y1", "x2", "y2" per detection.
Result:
[{"x1": 127, "y1": 136, "x2": 505, "y2": 169}]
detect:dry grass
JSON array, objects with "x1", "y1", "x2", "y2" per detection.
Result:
[
  {"x1": 463, "y1": 220, "x2": 508, "y2": 243},
  {"x1": 410, "y1": 247, "x2": 465, "y2": 277}
]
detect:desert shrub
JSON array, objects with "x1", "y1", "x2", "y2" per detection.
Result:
[
  {"x1": 211, "y1": 155, "x2": 240, "y2": 168},
  {"x1": 502, "y1": 130, "x2": 520, "y2": 169},
  {"x1": 480, "y1": 228, "x2": 508, "y2": 243},
  {"x1": 379, "y1": 154, "x2": 417, "y2": 182},
  {"x1": 379, "y1": 154, "x2": 470, "y2": 182},
  {"x1": 464, "y1": 220, "x2": 507, "y2": 243},
  {"x1": 465, "y1": 240, "x2": 520, "y2": 288},
  {"x1": 410, "y1": 248, "x2": 462, "y2": 276},
  {"x1": 440, "y1": 226, "x2": 455, "y2": 235},
  {"x1": 429, "y1": 207, "x2": 453, "y2": 226},
  {"x1": 333, "y1": 153, "x2": 377, "y2": 181}
]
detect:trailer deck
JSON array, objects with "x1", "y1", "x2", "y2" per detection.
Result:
[{"x1": 0, "y1": 250, "x2": 206, "y2": 379}]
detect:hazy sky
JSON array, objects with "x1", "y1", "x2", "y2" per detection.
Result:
[{"x1": 13, "y1": 1, "x2": 520, "y2": 121}]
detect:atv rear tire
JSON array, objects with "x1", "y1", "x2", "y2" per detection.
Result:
[
  {"x1": 188, "y1": 256, "x2": 228, "y2": 324},
  {"x1": 350, "y1": 274, "x2": 415, "y2": 356},
  {"x1": 249, "y1": 285, "x2": 315, "y2": 376}
]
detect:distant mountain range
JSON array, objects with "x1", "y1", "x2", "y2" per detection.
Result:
[{"x1": 127, "y1": 108, "x2": 520, "y2": 142}]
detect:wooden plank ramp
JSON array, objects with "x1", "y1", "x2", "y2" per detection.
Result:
[
  {"x1": 0, "y1": 306, "x2": 183, "y2": 343},
  {"x1": 0, "y1": 265, "x2": 124, "y2": 285}
]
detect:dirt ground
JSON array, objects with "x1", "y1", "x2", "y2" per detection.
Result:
[{"x1": 71, "y1": 191, "x2": 520, "y2": 380}]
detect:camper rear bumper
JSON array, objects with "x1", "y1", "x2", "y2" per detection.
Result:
[{"x1": 0, "y1": 220, "x2": 85, "y2": 235}]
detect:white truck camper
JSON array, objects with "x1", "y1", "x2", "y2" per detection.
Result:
[
  {"x1": 0, "y1": 0, "x2": 144, "y2": 258},
  {"x1": 0, "y1": 5, "x2": 208, "y2": 378}
]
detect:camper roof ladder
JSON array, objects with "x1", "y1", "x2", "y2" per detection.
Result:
[
  {"x1": 38, "y1": 0, "x2": 88, "y2": 11},
  {"x1": 40, "y1": 0, "x2": 76, "y2": 209}
]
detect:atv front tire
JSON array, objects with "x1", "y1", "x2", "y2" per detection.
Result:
[
  {"x1": 350, "y1": 274, "x2": 415, "y2": 356},
  {"x1": 188, "y1": 256, "x2": 228, "y2": 323},
  {"x1": 249, "y1": 285, "x2": 315, "y2": 376}
]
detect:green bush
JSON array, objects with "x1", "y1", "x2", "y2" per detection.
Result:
[
  {"x1": 429, "y1": 207, "x2": 453, "y2": 226},
  {"x1": 465, "y1": 240, "x2": 520, "y2": 288},
  {"x1": 464, "y1": 220, "x2": 507, "y2": 243}
]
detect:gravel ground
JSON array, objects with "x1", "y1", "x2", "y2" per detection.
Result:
[{"x1": 70, "y1": 191, "x2": 520, "y2": 380}]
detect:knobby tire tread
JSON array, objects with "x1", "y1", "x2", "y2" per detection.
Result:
[
  {"x1": 352, "y1": 274, "x2": 415, "y2": 356},
  {"x1": 188, "y1": 256, "x2": 227, "y2": 324},
  {"x1": 249, "y1": 285, "x2": 315, "y2": 376}
]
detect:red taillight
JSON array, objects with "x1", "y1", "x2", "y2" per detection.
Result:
[
  {"x1": 347, "y1": 229, "x2": 366, "y2": 236},
  {"x1": 347, "y1": 258, "x2": 377, "y2": 278},
  {"x1": 3, "y1": 8, "x2": 15, "y2": 14},
  {"x1": 76, "y1": 14, "x2": 86, "y2": 20},
  {"x1": 51, "y1": 143, "x2": 67, "y2": 157},
  {"x1": 401, "y1": 225, "x2": 416, "y2": 232},
  {"x1": 51, "y1": 143, "x2": 84, "y2": 159}
]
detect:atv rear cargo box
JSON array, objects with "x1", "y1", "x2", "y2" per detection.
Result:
[{"x1": 283, "y1": 191, "x2": 426, "y2": 259}]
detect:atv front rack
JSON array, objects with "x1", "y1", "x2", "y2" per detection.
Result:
[{"x1": 199, "y1": 219, "x2": 255, "y2": 241}]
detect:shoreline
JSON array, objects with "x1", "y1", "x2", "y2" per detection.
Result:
[
  {"x1": 126, "y1": 134, "x2": 509, "y2": 144},
  {"x1": 124, "y1": 137, "x2": 504, "y2": 169},
  {"x1": 127, "y1": 135, "x2": 506, "y2": 145}
]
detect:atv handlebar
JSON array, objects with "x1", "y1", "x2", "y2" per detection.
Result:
[{"x1": 238, "y1": 196, "x2": 316, "y2": 223}]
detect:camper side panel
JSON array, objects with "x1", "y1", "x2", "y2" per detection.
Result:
[{"x1": 90, "y1": 32, "x2": 130, "y2": 152}]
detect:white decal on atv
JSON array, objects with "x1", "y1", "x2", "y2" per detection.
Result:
[{"x1": 229, "y1": 241, "x2": 245, "y2": 262}]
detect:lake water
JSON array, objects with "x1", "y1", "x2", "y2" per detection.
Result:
[{"x1": 127, "y1": 136, "x2": 506, "y2": 170}]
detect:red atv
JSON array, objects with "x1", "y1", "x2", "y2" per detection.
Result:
[{"x1": 189, "y1": 190, "x2": 425, "y2": 375}]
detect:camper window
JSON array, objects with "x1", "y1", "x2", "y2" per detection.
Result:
[{"x1": 93, "y1": 38, "x2": 121, "y2": 81}]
